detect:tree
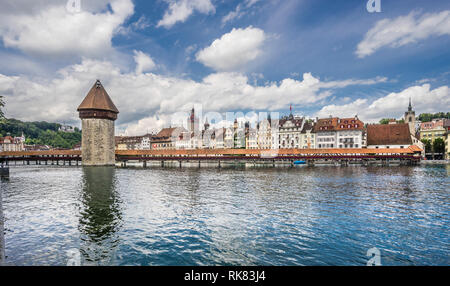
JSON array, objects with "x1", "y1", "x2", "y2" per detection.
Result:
[
  {"x1": 418, "y1": 112, "x2": 450, "y2": 122},
  {"x1": 421, "y1": 139, "x2": 432, "y2": 153},
  {"x1": 379, "y1": 118, "x2": 391, "y2": 124},
  {"x1": 433, "y1": 138, "x2": 445, "y2": 155}
]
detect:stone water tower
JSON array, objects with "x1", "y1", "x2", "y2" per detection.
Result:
[{"x1": 77, "y1": 80, "x2": 119, "y2": 166}]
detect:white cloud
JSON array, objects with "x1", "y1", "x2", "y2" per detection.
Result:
[
  {"x1": 316, "y1": 84, "x2": 450, "y2": 122},
  {"x1": 133, "y1": 50, "x2": 156, "y2": 74},
  {"x1": 222, "y1": 5, "x2": 244, "y2": 25},
  {"x1": 222, "y1": 0, "x2": 261, "y2": 25},
  {"x1": 157, "y1": 0, "x2": 215, "y2": 29},
  {"x1": 0, "y1": 59, "x2": 391, "y2": 135},
  {"x1": 196, "y1": 26, "x2": 266, "y2": 71},
  {"x1": 356, "y1": 10, "x2": 450, "y2": 58},
  {"x1": 0, "y1": 0, "x2": 134, "y2": 59}
]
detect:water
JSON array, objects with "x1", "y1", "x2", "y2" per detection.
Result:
[{"x1": 0, "y1": 165, "x2": 449, "y2": 266}]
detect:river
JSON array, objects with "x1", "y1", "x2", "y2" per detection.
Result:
[{"x1": 0, "y1": 164, "x2": 449, "y2": 265}]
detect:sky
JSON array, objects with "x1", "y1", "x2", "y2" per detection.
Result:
[{"x1": 0, "y1": 0, "x2": 449, "y2": 135}]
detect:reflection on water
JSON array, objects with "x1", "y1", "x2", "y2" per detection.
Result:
[
  {"x1": 79, "y1": 167, "x2": 122, "y2": 265},
  {"x1": 1, "y1": 165, "x2": 449, "y2": 265}
]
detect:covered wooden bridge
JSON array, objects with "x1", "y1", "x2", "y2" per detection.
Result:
[{"x1": 0, "y1": 146, "x2": 422, "y2": 166}]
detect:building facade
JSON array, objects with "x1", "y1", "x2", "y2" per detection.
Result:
[
  {"x1": 0, "y1": 135, "x2": 25, "y2": 152},
  {"x1": 367, "y1": 123, "x2": 412, "y2": 149},
  {"x1": 278, "y1": 113, "x2": 303, "y2": 149},
  {"x1": 419, "y1": 119, "x2": 446, "y2": 143}
]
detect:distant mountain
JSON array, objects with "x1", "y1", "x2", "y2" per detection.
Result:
[{"x1": 0, "y1": 118, "x2": 81, "y2": 149}]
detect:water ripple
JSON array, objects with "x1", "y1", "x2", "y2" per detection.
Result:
[{"x1": 1, "y1": 165, "x2": 449, "y2": 265}]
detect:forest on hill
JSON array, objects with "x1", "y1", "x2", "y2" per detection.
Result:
[{"x1": 0, "y1": 118, "x2": 81, "y2": 149}]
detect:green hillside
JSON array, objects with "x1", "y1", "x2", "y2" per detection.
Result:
[{"x1": 0, "y1": 118, "x2": 81, "y2": 149}]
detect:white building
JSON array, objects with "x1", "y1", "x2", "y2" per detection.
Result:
[
  {"x1": 0, "y1": 134, "x2": 25, "y2": 152},
  {"x1": 246, "y1": 128, "x2": 258, "y2": 149},
  {"x1": 257, "y1": 118, "x2": 273, "y2": 149},
  {"x1": 299, "y1": 121, "x2": 315, "y2": 149},
  {"x1": 278, "y1": 114, "x2": 303, "y2": 149}
]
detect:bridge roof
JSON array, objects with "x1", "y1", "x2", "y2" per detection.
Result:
[
  {"x1": 77, "y1": 80, "x2": 119, "y2": 113},
  {"x1": 0, "y1": 146, "x2": 421, "y2": 158}
]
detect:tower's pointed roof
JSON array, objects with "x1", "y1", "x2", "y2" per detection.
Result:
[{"x1": 77, "y1": 80, "x2": 119, "y2": 113}]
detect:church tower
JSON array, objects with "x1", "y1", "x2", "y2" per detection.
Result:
[
  {"x1": 404, "y1": 98, "x2": 416, "y2": 135},
  {"x1": 77, "y1": 80, "x2": 119, "y2": 166}
]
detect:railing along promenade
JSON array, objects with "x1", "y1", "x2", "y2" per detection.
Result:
[{"x1": 0, "y1": 146, "x2": 422, "y2": 166}]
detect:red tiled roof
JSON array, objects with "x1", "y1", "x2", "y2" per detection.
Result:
[
  {"x1": 367, "y1": 123, "x2": 412, "y2": 146},
  {"x1": 314, "y1": 117, "x2": 364, "y2": 132},
  {"x1": 336, "y1": 117, "x2": 365, "y2": 131},
  {"x1": 314, "y1": 117, "x2": 339, "y2": 132}
]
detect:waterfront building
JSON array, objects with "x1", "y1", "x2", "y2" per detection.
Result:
[
  {"x1": 214, "y1": 128, "x2": 226, "y2": 149},
  {"x1": 299, "y1": 120, "x2": 315, "y2": 149},
  {"x1": 419, "y1": 119, "x2": 446, "y2": 143},
  {"x1": 257, "y1": 118, "x2": 273, "y2": 149},
  {"x1": 140, "y1": 134, "x2": 153, "y2": 150},
  {"x1": 314, "y1": 117, "x2": 338, "y2": 148},
  {"x1": 314, "y1": 116, "x2": 364, "y2": 148},
  {"x1": 115, "y1": 135, "x2": 143, "y2": 150},
  {"x1": 245, "y1": 127, "x2": 258, "y2": 149},
  {"x1": 115, "y1": 136, "x2": 127, "y2": 150},
  {"x1": 336, "y1": 116, "x2": 365, "y2": 148},
  {"x1": 278, "y1": 110, "x2": 304, "y2": 149},
  {"x1": 367, "y1": 123, "x2": 412, "y2": 149},
  {"x1": 233, "y1": 119, "x2": 246, "y2": 149},
  {"x1": 77, "y1": 80, "x2": 119, "y2": 166},
  {"x1": 189, "y1": 132, "x2": 203, "y2": 149},
  {"x1": 444, "y1": 119, "x2": 450, "y2": 160},
  {"x1": 224, "y1": 127, "x2": 234, "y2": 149},
  {"x1": 202, "y1": 128, "x2": 216, "y2": 149},
  {"x1": 0, "y1": 135, "x2": 25, "y2": 152},
  {"x1": 151, "y1": 127, "x2": 185, "y2": 150}
]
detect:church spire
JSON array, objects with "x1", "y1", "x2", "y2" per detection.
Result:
[{"x1": 408, "y1": 97, "x2": 412, "y2": 112}]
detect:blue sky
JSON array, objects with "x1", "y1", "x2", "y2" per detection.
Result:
[{"x1": 0, "y1": 0, "x2": 449, "y2": 134}]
